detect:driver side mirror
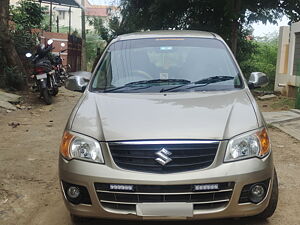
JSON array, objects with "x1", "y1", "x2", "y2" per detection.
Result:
[
  {"x1": 248, "y1": 72, "x2": 269, "y2": 89},
  {"x1": 65, "y1": 71, "x2": 92, "y2": 92}
]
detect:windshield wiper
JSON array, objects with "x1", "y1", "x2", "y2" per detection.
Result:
[
  {"x1": 103, "y1": 85, "x2": 152, "y2": 93},
  {"x1": 193, "y1": 76, "x2": 234, "y2": 85},
  {"x1": 126, "y1": 79, "x2": 191, "y2": 86},
  {"x1": 104, "y1": 79, "x2": 191, "y2": 93},
  {"x1": 161, "y1": 76, "x2": 234, "y2": 92}
]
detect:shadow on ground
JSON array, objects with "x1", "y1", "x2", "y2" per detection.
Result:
[{"x1": 72, "y1": 217, "x2": 270, "y2": 225}]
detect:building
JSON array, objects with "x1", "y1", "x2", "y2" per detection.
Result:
[
  {"x1": 275, "y1": 22, "x2": 300, "y2": 97},
  {"x1": 9, "y1": 0, "x2": 118, "y2": 33}
]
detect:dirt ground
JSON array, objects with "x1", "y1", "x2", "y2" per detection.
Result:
[
  {"x1": 0, "y1": 89, "x2": 300, "y2": 225},
  {"x1": 255, "y1": 95, "x2": 296, "y2": 112}
]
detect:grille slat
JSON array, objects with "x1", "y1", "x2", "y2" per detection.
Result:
[
  {"x1": 115, "y1": 160, "x2": 214, "y2": 168},
  {"x1": 95, "y1": 182, "x2": 234, "y2": 213},
  {"x1": 109, "y1": 141, "x2": 219, "y2": 173},
  {"x1": 112, "y1": 153, "x2": 216, "y2": 159},
  {"x1": 96, "y1": 188, "x2": 233, "y2": 195}
]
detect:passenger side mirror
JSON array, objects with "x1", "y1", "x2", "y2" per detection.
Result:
[
  {"x1": 248, "y1": 72, "x2": 269, "y2": 89},
  {"x1": 65, "y1": 71, "x2": 92, "y2": 92}
]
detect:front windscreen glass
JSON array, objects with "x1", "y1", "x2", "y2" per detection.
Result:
[{"x1": 91, "y1": 37, "x2": 242, "y2": 93}]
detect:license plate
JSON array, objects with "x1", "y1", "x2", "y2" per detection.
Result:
[
  {"x1": 136, "y1": 203, "x2": 193, "y2": 217},
  {"x1": 36, "y1": 73, "x2": 47, "y2": 80}
]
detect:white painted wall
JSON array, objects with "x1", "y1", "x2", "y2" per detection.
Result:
[{"x1": 275, "y1": 22, "x2": 300, "y2": 96}]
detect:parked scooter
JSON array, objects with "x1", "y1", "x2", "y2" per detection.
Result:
[{"x1": 25, "y1": 39, "x2": 59, "y2": 105}]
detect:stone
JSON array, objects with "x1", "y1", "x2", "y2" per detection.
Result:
[
  {"x1": 0, "y1": 100, "x2": 17, "y2": 111},
  {"x1": 258, "y1": 94, "x2": 277, "y2": 101},
  {"x1": 272, "y1": 120, "x2": 300, "y2": 141},
  {"x1": 0, "y1": 90, "x2": 21, "y2": 103},
  {"x1": 262, "y1": 111, "x2": 300, "y2": 124},
  {"x1": 8, "y1": 122, "x2": 20, "y2": 128},
  {"x1": 290, "y1": 109, "x2": 300, "y2": 114}
]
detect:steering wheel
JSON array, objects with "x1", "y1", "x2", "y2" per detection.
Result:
[
  {"x1": 131, "y1": 70, "x2": 153, "y2": 80},
  {"x1": 112, "y1": 70, "x2": 153, "y2": 87}
]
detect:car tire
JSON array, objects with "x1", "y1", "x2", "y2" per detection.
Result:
[
  {"x1": 256, "y1": 169, "x2": 278, "y2": 219},
  {"x1": 70, "y1": 214, "x2": 87, "y2": 224}
]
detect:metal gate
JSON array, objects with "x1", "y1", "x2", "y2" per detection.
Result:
[{"x1": 67, "y1": 34, "x2": 82, "y2": 72}]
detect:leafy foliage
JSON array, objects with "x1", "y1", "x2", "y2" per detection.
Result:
[
  {"x1": 87, "y1": 16, "x2": 123, "y2": 42},
  {"x1": 241, "y1": 33, "x2": 278, "y2": 90},
  {"x1": 117, "y1": 0, "x2": 285, "y2": 38},
  {"x1": 10, "y1": 0, "x2": 45, "y2": 30},
  {"x1": 4, "y1": 66, "x2": 25, "y2": 90},
  {"x1": 10, "y1": 0, "x2": 45, "y2": 56},
  {"x1": 86, "y1": 33, "x2": 107, "y2": 71},
  {"x1": 0, "y1": 0, "x2": 45, "y2": 89}
]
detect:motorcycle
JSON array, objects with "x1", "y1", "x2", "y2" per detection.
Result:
[
  {"x1": 25, "y1": 39, "x2": 59, "y2": 105},
  {"x1": 52, "y1": 42, "x2": 70, "y2": 86}
]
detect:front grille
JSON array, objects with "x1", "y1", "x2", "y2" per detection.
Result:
[
  {"x1": 108, "y1": 141, "x2": 219, "y2": 173},
  {"x1": 95, "y1": 182, "x2": 234, "y2": 213}
]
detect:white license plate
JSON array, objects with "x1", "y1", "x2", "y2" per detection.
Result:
[
  {"x1": 36, "y1": 73, "x2": 47, "y2": 80},
  {"x1": 136, "y1": 203, "x2": 193, "y2": 217}
]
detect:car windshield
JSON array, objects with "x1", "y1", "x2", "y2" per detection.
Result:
[{"x1": 91, "y1": 37, "x2": 242, "y2": 93}]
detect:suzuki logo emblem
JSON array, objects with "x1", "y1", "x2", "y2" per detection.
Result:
[{"x1": 155, "y1": 148, "x2": 172, "y2": 166}]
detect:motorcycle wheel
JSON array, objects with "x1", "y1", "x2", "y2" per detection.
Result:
[
  {"x1": 50, "y1": 75, "x2": 59, "y2": 96},
  {"x1": 41, "y1": 88, "x2": 52, "y2": 105},
  {"x1": 52, "y1": 86, "x2": 59, "y2": 96}
]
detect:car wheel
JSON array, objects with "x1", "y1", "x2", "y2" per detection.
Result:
[
  {"x1": 70, "y1": 214, "x2": 87, "y2": 224},
  {"x1": 256, "y1": 169, "x2": 278, "y2": 219}
]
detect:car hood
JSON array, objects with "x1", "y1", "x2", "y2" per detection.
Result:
[{"x1": 71, "y1": 90, "x2": 259, "y2": 141}]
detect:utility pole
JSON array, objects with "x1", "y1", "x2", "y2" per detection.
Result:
[
  {"x1": 68, "y1": 6, "x2": 71, "y2": 34},
  {"x1": 49, "y1": 0, "x2": 52, "y2": 32},
  {"x1": 81, "y1": 0, "x2": 87, "y2": 70},
  {"x1": 56, "y1": 15, "x2": 59, "y2": 33}
]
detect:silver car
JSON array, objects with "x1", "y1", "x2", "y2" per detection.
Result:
[{"x1": 59, "y1": 30, "x2": 278, "y2": 221}]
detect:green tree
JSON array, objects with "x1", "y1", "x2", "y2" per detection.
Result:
[
  {"x1": 10, "y1": 0, "x2": 44, "y2": 30},
  {"x1": 0, "y1": 0, "x2": 45, "y2": 89},
  {"x1": 241, "y1": 33, "x2": 278, "y2": 91},
  {"x1": 117, "y1": 0, "x2": 285, "y2": 54},
  {"x1": 0, "y1": 0, "x2": 26, "y2": 89}
]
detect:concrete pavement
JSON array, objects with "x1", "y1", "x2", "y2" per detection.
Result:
[{"x1": 263, "y1": 109, "x2": 300, "y2": 141}]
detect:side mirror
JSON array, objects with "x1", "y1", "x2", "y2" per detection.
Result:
[
  {"x1": 65, "y1": 71, "x2": 92, "y2": 92},
  {"x1": 248, "y1": 72, "x2": 269, "y2": 89}
]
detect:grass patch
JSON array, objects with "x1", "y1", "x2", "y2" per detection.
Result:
[{"x1": 270, "y1": 96, "x2": 295, "y2": 110}]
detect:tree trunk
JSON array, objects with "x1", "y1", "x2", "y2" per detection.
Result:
[
  {"x1": 0, "y1": 0, "x2": 26, "y2": 88},
  {"x1": 81, "y1": 0, "x2": 87, "y2": 71},
  {"x1": 231, "y1": 0, "x2": 241, "y2": 56}
]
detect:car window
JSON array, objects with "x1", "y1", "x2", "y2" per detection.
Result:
[{"x1": 92, "y1": 38, "x2": 242, "y2": 92}]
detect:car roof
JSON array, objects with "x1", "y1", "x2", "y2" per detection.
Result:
[{"x1": 115, "y1": 30, "x2": 221, "y2": 41}]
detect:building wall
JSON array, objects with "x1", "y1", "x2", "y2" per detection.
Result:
[
  {"x1": 10, "y1": 0, "x2": 83, "y2": 31},
  {"x1": 275, "y1": 23, "x2": 300, "y2": 97}
]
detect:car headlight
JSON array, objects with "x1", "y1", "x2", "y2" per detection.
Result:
[
  {"x1": 224, "y1": 128, "x2": 270, "y2": 162},
  {"x1": 60, "y1": 131, "x2": 104, "y2": 163}
]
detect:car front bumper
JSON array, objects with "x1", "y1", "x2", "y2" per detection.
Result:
[{"x1": 59, "y1": 150, "x2": 275, "y2": 221}]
